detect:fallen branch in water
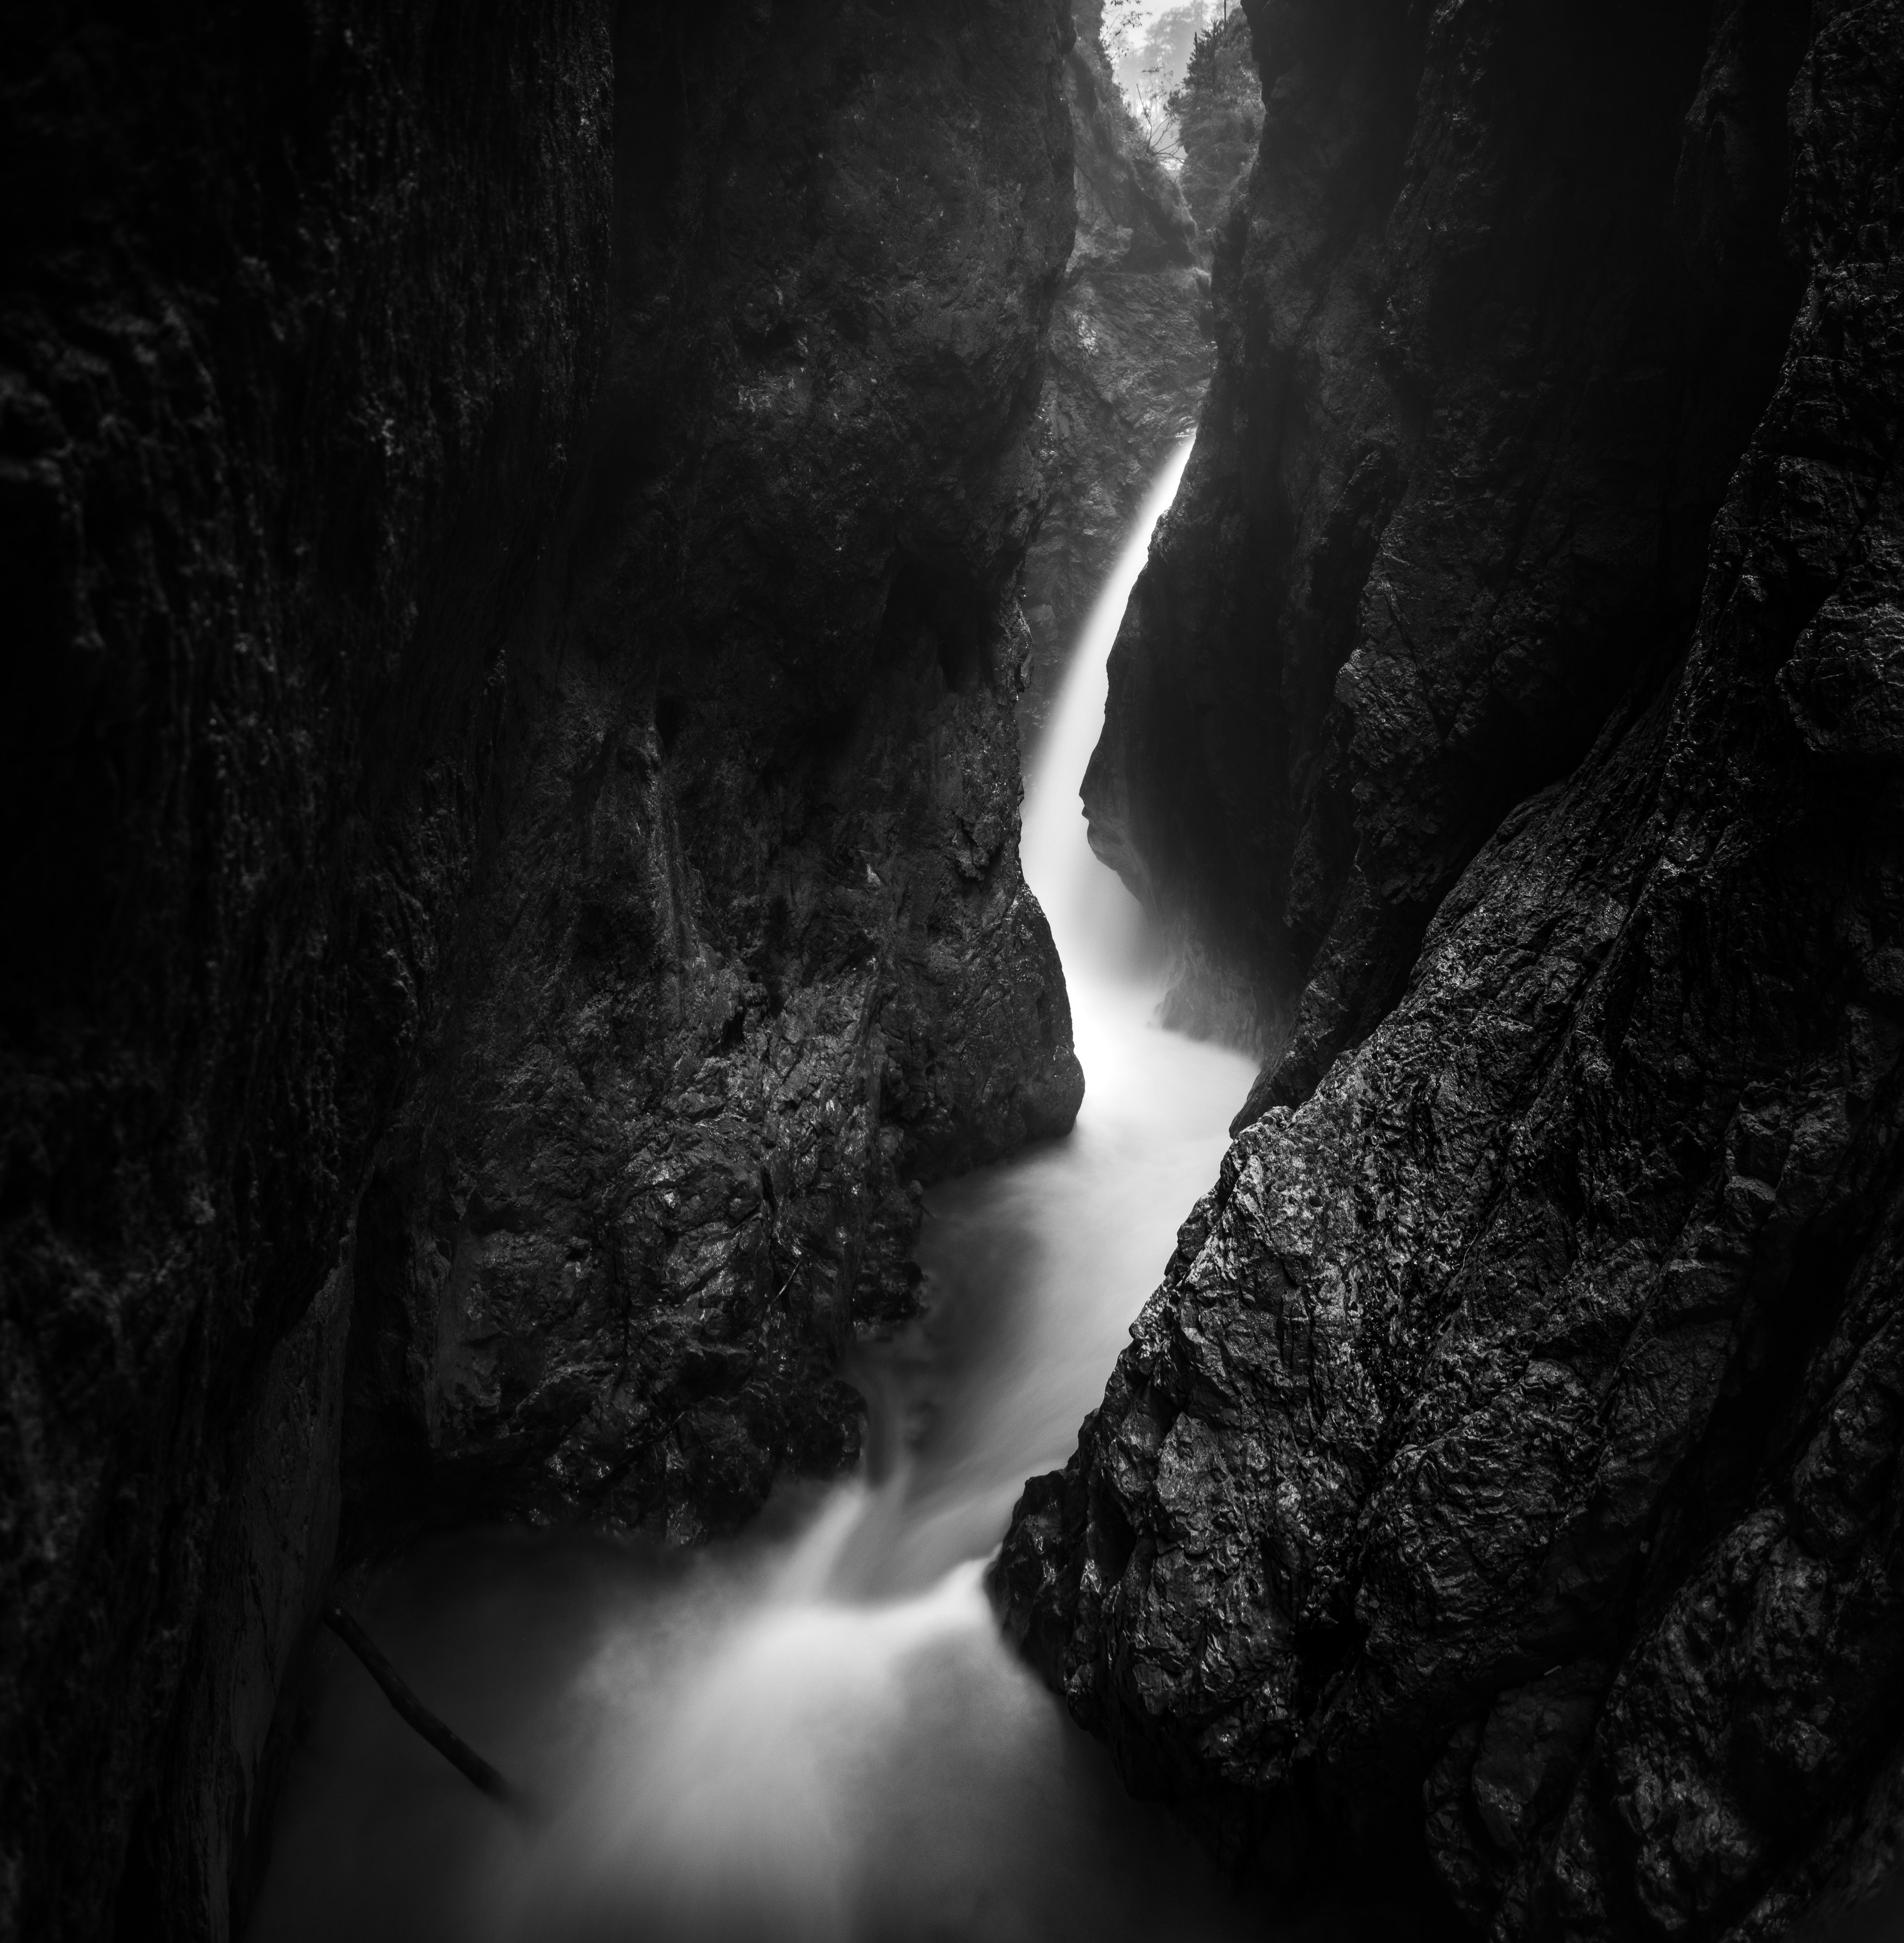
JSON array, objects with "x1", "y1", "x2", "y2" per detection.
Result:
[{"x1": 320, "y1": 1602, "x2": 519, "y2": 1808}]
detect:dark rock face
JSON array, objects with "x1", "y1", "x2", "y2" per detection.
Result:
[
  {"x1": 1, "y1": 1, "x2": 1075, "y2": 1936},
  {"x1": 345, "y1": 0, "x2": 1083, "y2": 1554},
  {"x1": 1020, "y1": 0, "x2": 1208, "y2": 748},
  {"x1": 999, "y1": 1, "x2": 1904, "y2": 1937},
  {"x1": 1083, "y1": 0, "x2": 1810, "y2": 1055},
  {"x1": 1173, "y1": 12, "x2": 1263, "y2": 246},
  {"x1": 1, "y1": 8, "x2": 614, "y2": 1936}
]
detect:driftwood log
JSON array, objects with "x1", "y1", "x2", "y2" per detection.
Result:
[{"x1": 320, "y1": 1603, "x2": 519, "y2": 1808}]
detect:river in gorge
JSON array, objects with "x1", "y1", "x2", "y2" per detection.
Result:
[{"x1": 251, "y1": 437, "x2": 1267, "y2": 1943}]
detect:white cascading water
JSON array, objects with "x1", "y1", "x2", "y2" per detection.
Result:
[{"x1": 251, "y1": 435, "x2": 1259, "y2": 1943}]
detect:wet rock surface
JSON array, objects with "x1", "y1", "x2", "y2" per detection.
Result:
[
  {"x1": 342, "y1": 0, "x2": 1082, "y2": 1560},
  {"x1": 1, "y1": 1, "x2": 1076, "y2": 1935},
  {"x1": 1, "y1": 7, "x2": 614, "y2": 1935},
  {"x1": 1000, "y1": 0, "x2": 1904, "y2": 1936},
  {"x1": 1083, "y1": 0, "x2": 1812, "y2": 1053},
  {"x1": 1020, "y1": 0, "x2": 1209, "y2": 749}
]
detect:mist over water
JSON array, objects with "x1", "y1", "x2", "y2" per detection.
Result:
[{"x1": 252, "y1": 436, "x2": 1260, "y2": 1943}]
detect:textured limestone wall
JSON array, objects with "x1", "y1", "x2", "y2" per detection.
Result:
[
  {"x1": 1, "y1": 7, "x2": 615, "y2": 1934},
  {"x1": 1083, "y1": 0, "x2": 1810, "y2": 1056},
  {"x1": 0, "y1": 1, "x2": 1077, "y2": 1934},
  {"x1": 343, "y1": 0, "x2": 1083, "y2": 1558},
  {"x1": 1000, "y1": 2, "x2": 1904, "y2": 1937}
]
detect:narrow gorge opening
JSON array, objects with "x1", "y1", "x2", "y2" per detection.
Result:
[
  {"x1": 8, "y1": 3, "x2": 1904, "y2": 1941},
  {"x1": 246, "y1": 437, "x2": 1272, "y2": 1943}
]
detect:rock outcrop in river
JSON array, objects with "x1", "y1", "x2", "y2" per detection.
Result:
[
  {"x1": 1000, "y1": 0, "x2": 1904, "y2": 1936},
  {"x1": 1, "y1": 3, "x2": 1076, "y2": 1935}
]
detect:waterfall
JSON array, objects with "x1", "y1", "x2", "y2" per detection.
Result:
[
  {"x1": 1021, "y1": 431, "x2": 1194, "y2": 980},
  {"x1": 250, "y1": 437, "x2": 1257, "y2": 1943}
]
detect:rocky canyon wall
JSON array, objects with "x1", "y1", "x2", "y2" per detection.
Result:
[
  {"x1": 1001, "y1": 1, "x2": 1904, "y2": 1938},
  {"x1": 2, "y1": 8, "x2": 615, "y2": 1935},
  {"x1": 338, "y1": 0, "x2": 1080, "y2": 1564},
  {"x1": 0, "y1": 2, "x2": 1076, "y2": 1936},
  {"x1": 1083, "y1": 0, "x2": 1812, "y2": 1053}
]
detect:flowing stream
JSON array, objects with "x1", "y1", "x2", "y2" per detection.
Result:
[{"x1": 252, "y1": 436, "x2": 1261, "y2": 1943}]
